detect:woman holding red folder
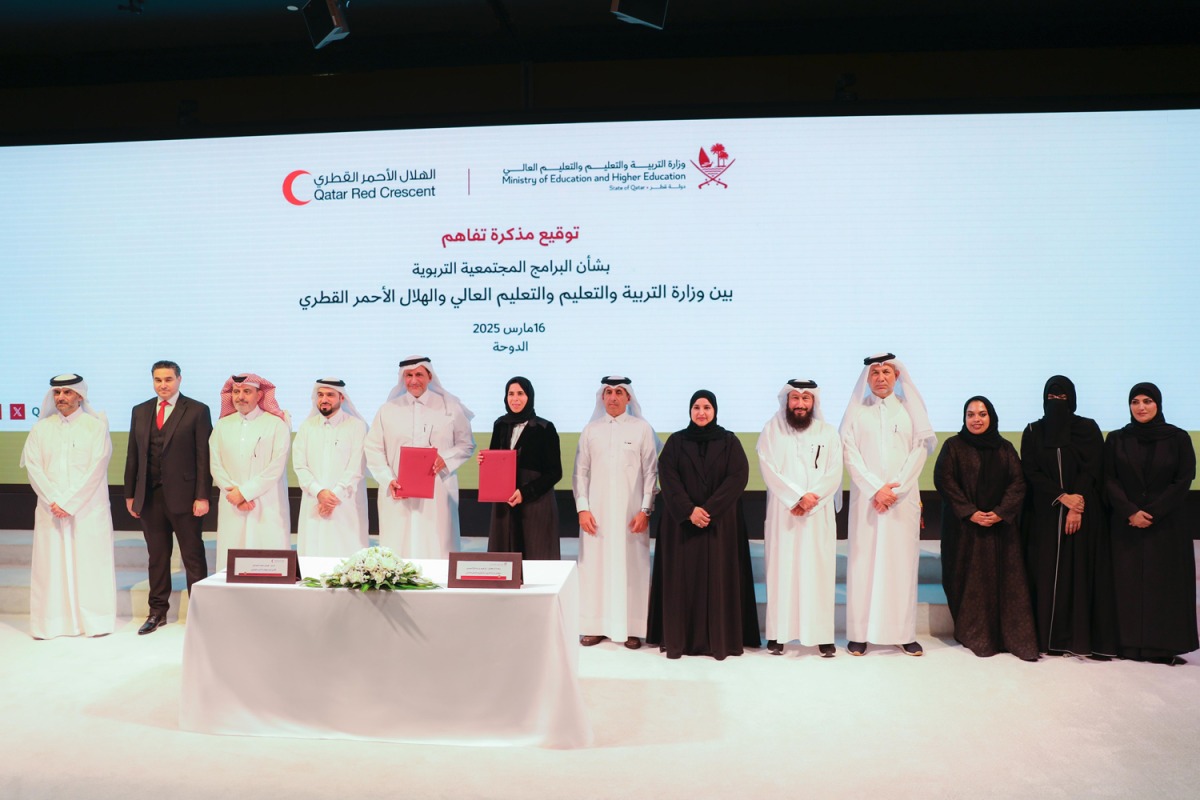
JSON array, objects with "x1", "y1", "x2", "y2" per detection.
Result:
[{"x1": 480, "y1": 377, "x2": 563, "y2": 559}]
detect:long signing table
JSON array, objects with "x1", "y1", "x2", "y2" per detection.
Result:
[{"x1": 180, "y1": 558, "x2": 593, "y2": 749}]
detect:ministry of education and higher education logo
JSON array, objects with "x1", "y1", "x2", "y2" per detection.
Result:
[{"x1": 690, "y1": 143, "x2": 735, "y2": 189}]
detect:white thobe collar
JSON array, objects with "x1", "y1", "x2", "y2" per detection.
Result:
[
  {"x1": 238, "y1": 406, "x2": 264, "y2": 422},
  {"x1": 604, "y1": 411, "x2": 629, "y2": 424},
  {"x1": 320, "y1": 409, "x2": 346, "y2": 427},
  {"x1": 60, "y1": 407, "x2": 84, "y2": 424}
]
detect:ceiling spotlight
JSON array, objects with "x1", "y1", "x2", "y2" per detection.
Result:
[
  {"x1": 611, "y1": 0, "x2": 668, "y2": 30},
  {"x1": 301, "y1": 0, "x2": 350, "y2": 49}
]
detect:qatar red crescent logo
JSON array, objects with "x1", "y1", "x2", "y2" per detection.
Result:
[
  {"x1": 282, "y1": 170, "x2": 311, "y2": 206},
  {"x1": 10, "y1": 404, "x2": 25, "y2": 420},
  {"x1": 691, "y1": 143, "x2": 735, "y2": 189}
]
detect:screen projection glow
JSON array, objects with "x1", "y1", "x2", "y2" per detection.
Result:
[{"x1": 2, "y1": 110, "x2": 1198, "y2": 440}]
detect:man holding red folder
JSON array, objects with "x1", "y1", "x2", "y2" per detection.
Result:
[{"x1": 364, "y1": 356, "x2": 475, "y2": 558}]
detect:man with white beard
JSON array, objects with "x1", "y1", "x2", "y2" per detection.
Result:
[
  {"x1": 839, "y1": 353, "x2": 936, "y2": 656},
  {"x1": 21, "y1": 374, "x2": 116, "y2": 639},
  {"x1": 292, "y1": 378, "x2": 369, "y2": 557},
  {"x1": 756, "y1": 380, "x2": 843, "y2": 657}
]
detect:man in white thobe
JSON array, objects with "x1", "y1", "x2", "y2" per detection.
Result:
[
  {"x1": 292, "y1": 378, "x2": 369, "y2": 557},
  {"x1": 363, "y1": 356, "x2": 474, "y2": 558},
  {"x1": 574, "y1": 376, "x2": 659, "y2": 649},
  {"x1": 839, "y1": 353, "x2": 936, "y2": 656},
  {"x1": 209, "y1": 373, "x2": 291, "y2": 568},
  {"x1": 20, "y1": 374, "x2": 116, "y2": 639},
  {"x1": 756, "y1": 379, "x2": 843, "y2": 657}
]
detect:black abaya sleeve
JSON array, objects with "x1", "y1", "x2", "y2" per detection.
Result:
[
  {"x1": 934, "y1": 439, "x2": 977, "y2": 521},
  {"x1": 1143, "y1": 432, "x2": 1197, "y2": 521},
  {"x1": 993, "y1": 443, "x2": 1027, "y2": 522},
  {"x1": 697, "y1": 435, "x2": 749, "y2": 519},
  {"x1": 1103, "y1": 433, "x2": 1140, "y2": 520},
  {"x1": 657, "y1": 435, "x2": 696, "y2": 521}
]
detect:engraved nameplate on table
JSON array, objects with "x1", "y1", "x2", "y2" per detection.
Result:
[
  {"x1": 448, "y1": 551, "x2": 523, "y2": 589},
  {"x1": 226, "y1": 549, "x2": 301, "y2": 584}
]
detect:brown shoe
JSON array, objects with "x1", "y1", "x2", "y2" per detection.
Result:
[
  {"x1": 624, "y1": 637, "x2": 642, "y2": 650},
  {"x1": 580, "y1": 635, "x2": 607, "y2": 646},
  {"x1": 767, "y1": 640, "x2": 783, "y2": 655}
]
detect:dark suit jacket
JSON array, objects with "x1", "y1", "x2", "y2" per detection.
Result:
[{"x1": 124, "y1": 394, "x2": 214, "y2": 516}]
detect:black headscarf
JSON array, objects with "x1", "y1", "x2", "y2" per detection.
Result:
[
  {"x1": 1041, "y1": 375, "x2": 1076, "y2": 448},
  {"x1": 681, "y1": 390, "x2": 727, "y2": 444},
  {"x1": 500, "y1": 376, "x2": 535, "y2": 424},
  {"x1": 957, "y1": 396, "x2": 1006, "y2": 511},
  {"x1": 958, "y1": 395, "x2": 1003, "y2": 451},
  {"x1": 1121, "y1": 381, "x2": 1176, "y2": 443}
]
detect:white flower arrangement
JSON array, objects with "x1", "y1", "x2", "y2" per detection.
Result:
[{"x1": 303, "y1": 546, "x2": 439, "y2": 591}]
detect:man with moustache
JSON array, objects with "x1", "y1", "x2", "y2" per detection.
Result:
[
  {"x1": 756, "y1": 380, "x2": 843, "y2": 657},
  {"x1": 363, "y1": 356, "x2": 475, "y2": 558},
  {"x1": 124, "y1": 360, "x2": 212, "y2": 635},
  {"x1": 573, "y1": 376, "x2": 659, "y2": 649},
  {"x1": 292, "y1": 378, "x2": 369, "y2": 557},
  {"x1": 839, "y1": 354, "x2": 937, "y2": 656},
  {"x1": 22, "y1": 374, "x2": 117, "y2": 639},
  {"x1": 208, "y1": 373, "x2": 292, "y2": 567}
]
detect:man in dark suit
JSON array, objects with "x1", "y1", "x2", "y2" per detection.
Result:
[{"x1": 124, "y1": 360, "x2": 213, "y2": 635}]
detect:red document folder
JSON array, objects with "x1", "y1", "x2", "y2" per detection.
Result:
[
  {"x1": 393, "y1": 447, "x2": 437, "y2": 499},
  {"x1": 478, "y1": 449, "x2": 517, "y2": 502}
]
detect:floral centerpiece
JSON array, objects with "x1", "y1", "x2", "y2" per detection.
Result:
[{"x1": 303, "y1": 546, "x2": 439, "y2": 591}]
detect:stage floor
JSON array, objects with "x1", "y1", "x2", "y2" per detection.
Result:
[{"x1": 1, "y1": 611, "x2": 1198, "y2": 799}]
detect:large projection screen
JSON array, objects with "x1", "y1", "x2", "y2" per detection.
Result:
[{"x1": 2, "y1": 110, "x2": 1198, "y2": 486}]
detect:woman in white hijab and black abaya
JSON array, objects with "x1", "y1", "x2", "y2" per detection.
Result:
[
  {"x1": 1103, "y1": 382, "x2": 1197, "y2": 665},
  {"x1": 646, "y1": 390, "x2": 761, "y2": 660},
  {"x1": 481, "y1": 376, "x2": 563, "y2": 560},
  {"x1": 1020, "y1": 375, "x2": 1117, "y2": 659}
]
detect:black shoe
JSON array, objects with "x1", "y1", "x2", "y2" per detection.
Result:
[
  {"x1": 138, "y1": 615, "x2": 167, "y2": 635},
  {"x1": 899, "y1": 641, "x2": 924, "y2": 656},
  {"x1": 767, "y1": 640, "x2": 783, "y2": 655},
  {"x1": 818, "y1": 643, "x2": 836, "y2": 658},
  {"x1": 847, "y1": 641, "x2": 867, "y2": 656}
]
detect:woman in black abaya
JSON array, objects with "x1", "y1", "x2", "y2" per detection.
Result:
[
  {"x1": 647, "y1": 390, "x2": 760, "y2": 660},
  {"x1": 934, "y1": 396, "x2": 1038, "y2": 660},
  {"x1": 1103, "y1": 382, "x2": 1197, "y2": 665},
  {"x1": 480, "y1": 377, "x2": 562, "y2": 560},
  {"x1": 1020, "y1": 375, "x2": 1117, "y2": 657}
]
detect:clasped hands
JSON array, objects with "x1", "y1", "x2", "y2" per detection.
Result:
[
  {"x1": 579, "y1": 509, "x2": 649, "y2": 535},
  {"x1": 873, "y1": 482, "x2": 901, "y2": 514},
  {"x1": 1058, "y1": 493, "x2": 1085, "y2": 534},
  {"x1": 790, "y1": 493, "x2": 820, "y2": 517},
  {"x1": 224, "y1": 486, "x2": 255, "y2": 512}
]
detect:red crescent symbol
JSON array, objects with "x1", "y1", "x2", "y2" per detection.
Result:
[{"x1": 282, "y1": 170, "x2": 311, "y2": 206}]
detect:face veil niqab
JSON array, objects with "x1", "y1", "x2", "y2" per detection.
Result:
[
  {"x1": 957, "y1": 395, "x2": 1006, "y2": 511},
  {"x1": 1041, "y1": 375, "x2": 1077, "y2": 448}
]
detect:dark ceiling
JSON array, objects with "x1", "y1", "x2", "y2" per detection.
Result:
[{"x1": 4, "y1": 0, "x2": 1199, "y2": 90}]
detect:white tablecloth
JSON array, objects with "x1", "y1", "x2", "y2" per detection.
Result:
[{"x1": 180, "y1": 558, "x2": 593, "y2": 749}]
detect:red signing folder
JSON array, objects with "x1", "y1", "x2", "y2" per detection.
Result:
[
  {"x1": 393, "y1": 447, "x2": 437, "y2": 499},
  {"x1": 478, "y1": 449, "x2": 517, "y2": 503}
]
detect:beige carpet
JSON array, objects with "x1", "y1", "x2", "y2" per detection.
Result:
[{"x1": 1, "y1": 614, "x2": 1198, "y2": 800}]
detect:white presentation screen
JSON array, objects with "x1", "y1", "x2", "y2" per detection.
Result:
[{"x1": 2, "y1": 110, "x2": 1197, "y2": 434}]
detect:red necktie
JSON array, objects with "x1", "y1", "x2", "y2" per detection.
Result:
[{"x1": 157, "y1": 400, "x2": 169, "y2": 430}]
